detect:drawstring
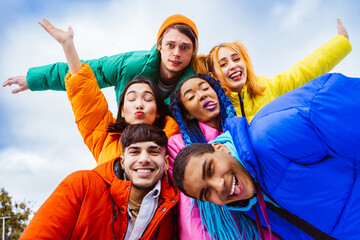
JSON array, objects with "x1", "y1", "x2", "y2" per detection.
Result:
[
  {"x1": 110, "y1": 195, "x2": 117, "y2": 240},
  {"x1": 253, "y1": 183, "x2": 272, "y2": 240}
]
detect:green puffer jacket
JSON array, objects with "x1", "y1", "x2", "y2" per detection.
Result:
[{"x1": 26, "y1": 45, "x2": 195, "y2": 105}]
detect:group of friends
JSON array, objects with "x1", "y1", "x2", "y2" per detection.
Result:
[{"x1": 3, "y1": 14, "x2": 360, "y2": 240}]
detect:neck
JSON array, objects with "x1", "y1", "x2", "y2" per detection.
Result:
[
  {"x1": 204, "y1": 115, "x2": 222, "y2": 132},
  {"x1": 159, "y1": 63, "x2": 182, "y2": 86},
  {"x1": 129, "y1": 186, "x2": 151, "y2": 205}
]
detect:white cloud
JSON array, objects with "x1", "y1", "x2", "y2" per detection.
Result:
[
  {"x1": 0, "y1": 0, "x2": 359, "y2": 214},
  {"x1": 272, "y1": 0, "x2": 322, "y2": 30}
]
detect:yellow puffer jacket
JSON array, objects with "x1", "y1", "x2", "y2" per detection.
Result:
[
  {"x1": 231, "y1": 35, "x2": 352, "y2": 123},
  {"x1": 65, "y1": 63, "x2": 180, "y2": 165}
]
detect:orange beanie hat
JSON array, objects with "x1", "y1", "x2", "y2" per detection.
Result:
[{"x1": 157, "y1": 14, "x2": 198, "y2": 42}]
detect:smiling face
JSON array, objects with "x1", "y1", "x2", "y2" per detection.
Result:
[
  {"x1": 183, "y1": 143, "x2": 255, "y2": 205},
  {"x1": 159, "y1": 29, "x2": 194, "y2": 79},
  {"x1": 180, "y1": 77, "x2": 221, "y2": 130},
  {"x1": 213, "y1": 47, "x2": 248, "y2": 92},
  {"x1": 121, "y1": 83, "x2": 159, "y2": 125},
  {"x1": 121, "y1": 141, "x2": 169, "y2": 191}
]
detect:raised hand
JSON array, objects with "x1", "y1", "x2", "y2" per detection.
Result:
[
  {"x1": 2, "y1": 75, "x2": 29, "y2": 94},
  {"x1": 39, "y1": 18, "x2": 74, "y2": 45},
  {"x1": 337, "y1": 18, "x2": 349, "y2": 40}
]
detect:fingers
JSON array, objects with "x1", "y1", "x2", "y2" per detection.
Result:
[
  {"x1": 3, "y1": 76, "x2": 29, "y2": 94},
  {"x1": 337, "y1": 18, "x2": 349, "y2": 40},
  {"x1": 12, "y1": 86, "x2": 28, "y2": 94}
]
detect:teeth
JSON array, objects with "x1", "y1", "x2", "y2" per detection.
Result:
[
  {"x1": 136, "y1": 169, "x2": 152, "y2": 173},
  {"x1": 230, "y1": 71, "x2": 242, "y2": 79},
  {"x1": 230, "y1": 174, "x2": 236, "y2": 196}
]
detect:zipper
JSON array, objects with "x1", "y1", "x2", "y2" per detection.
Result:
[{"x1": 238, "y1": 92, "x2": 246, "y2": 117}]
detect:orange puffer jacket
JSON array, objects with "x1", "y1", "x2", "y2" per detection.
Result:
[
  {"x1": 65, "y1": 63, "x2": 180, "y2": 165},
  {"x1": 20, "y1": 158, "x2": 180, "y2": 239}
]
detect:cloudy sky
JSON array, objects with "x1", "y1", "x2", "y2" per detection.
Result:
[{"x1": 1, "y1": 0, "x2": 359, "y2": 213}]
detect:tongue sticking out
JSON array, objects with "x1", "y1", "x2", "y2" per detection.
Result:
[{"x1": 234, "y1": 183, "x2": 242, "y2": 195}]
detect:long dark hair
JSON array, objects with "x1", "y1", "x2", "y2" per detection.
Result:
[{"x1": 107, "y1": 76, "x2": 169, "y2": 133}]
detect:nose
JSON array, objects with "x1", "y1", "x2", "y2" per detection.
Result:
[
  {"x1": 198, "y1": 91, "x2": 207, "y2": 101},
  {"x1": 173, "y1": 46, "x2": 180, "y2": 56},
  {"x1": 138, "y1": 151, "x2": 150, "y2": 164},
  {"x1": 229, "y1": 60, "x2": 237, "y2": 70},
  {"x1": 209, "y1": 177, "x2": 225, "y2": 196},
  {"x1": 135, "y1": 99, "x2": 144, "y2": 110}
]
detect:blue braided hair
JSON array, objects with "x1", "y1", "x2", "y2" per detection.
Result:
[
  {"x1": 170, "y1": 74, "x2": 260, "y2": 240},
  {"x1": 170, "y1": 73, "x2": 236, "y2": 145}
]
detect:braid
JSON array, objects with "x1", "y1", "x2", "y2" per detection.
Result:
[
  {"x1": 170, "y1": 74, "x2": 259, "y2": 240},
  {"x1": 170, "y1": 90, "x2": 206, "y2": 145}
]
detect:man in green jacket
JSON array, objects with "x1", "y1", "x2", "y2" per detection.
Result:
[{"x1": 3, "y1": 14, "x2": 198, "y2": 105}]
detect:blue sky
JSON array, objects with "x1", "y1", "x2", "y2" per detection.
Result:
[{"x1": 1, "y1": 0, "x2": 359, "y2": 212}]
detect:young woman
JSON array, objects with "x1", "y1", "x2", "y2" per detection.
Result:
[
  {"x1": 167, "y1": 74, "x2": 277, "y2": 239},
  {"x1": 4, "y1": 14, "x2": 198, "y2": 105},
  {"x1": 194, "y1": 19, "x2": 351, "y2": 122},
  {"x1": 39, "y1": 19, "x2": 179, "y2": 165}
]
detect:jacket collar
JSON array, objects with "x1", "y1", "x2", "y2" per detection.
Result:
[{"x1": 93, "y1": 158, "x2": 179, "y2": 207}]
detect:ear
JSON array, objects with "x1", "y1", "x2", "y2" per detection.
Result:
[
  {"x1": 120, "y1": 107, "x2": 124, "y2": 118},
  {"x1": 163, "y1": 155, "x2": 170, "y2": 171},
  {"x1": 185, "y1": 112, "x2": 194, "y2": 120},
  {"x1": 156, "y1": 113, "x2": 160, "y2": 119},
  {"x1": 212, "y1": 142, "x2": 230, "y2": 154},
  {"x1": 120, "y1": 156, "x2": 125, "y2": 169}
]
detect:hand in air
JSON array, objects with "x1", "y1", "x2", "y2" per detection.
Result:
[
  {"x1": 337, "y1": 18, "x2": 349, "y2": 40},
  {"x1": 39, "y1": 18, "x2": 74, "y2": 45},
  {"x1": 2, "y1": 75, "x2": 29, "y2": 94}
]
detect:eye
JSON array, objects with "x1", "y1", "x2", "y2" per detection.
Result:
[
  {"x1": 180, "y1": 45, "x2": 189, "y2": 50},
  {"x1": 219, "y1": 62, "x2": 227, "y2": 68},
  {"x1": 167, "y1": 43, "x2": 174, "y2": 48},
  {"x1": 207, "y1": 163, "x2": 212, "y2": 177},
  {"x1": 202, "y1": 87, "x2": 209, "y2": 91},
  {"x1": 233, "y1": 57, "x2": 241, "y2": 62},
  {"x1": 129, "y1": 150, "x2": 140, "y2": 154},
  {"x1": 187, "y1": 95, "x2": 195, "y2": 101},
  {"x1": 143, "y1": 93, "x2": 154, "y2": 102},
  {"x1": 126, "y1": 92, "x2": 136, "y2": 102}
]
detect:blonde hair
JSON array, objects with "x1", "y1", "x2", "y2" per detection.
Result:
[{"x1": 193, "y1": 41, "x2": 265, "y2": 96}]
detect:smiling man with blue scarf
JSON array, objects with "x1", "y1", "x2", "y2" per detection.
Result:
[{"x1": 173, "y1": 73, "x2": 360, "y2": 239}]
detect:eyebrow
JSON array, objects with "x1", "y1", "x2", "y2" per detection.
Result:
[
  {"x1": 148, "y1": 145, "x2": 161, "y2": 151},
  {"x1": 198, "y1": 158, "x2": 208, "y2": 201},
  {"x1": 218, "y1": 53, "x2": 239, "y2": 63},
  {"x1": 127, "y1": 146, "x2": 140, "y2": 151},
  {"x1": 182, "y1": 81, "x2": 207, "y2": 98},
  {"x1": 126, "y1": 90, "x2": 154, "y2": 96}
]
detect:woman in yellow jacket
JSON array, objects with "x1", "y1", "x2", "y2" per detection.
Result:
[
  {"x1": 194, "y1": 19, "x2": 351, "y2": 123},
  {"x1": 41, "y1": 19, "x2": 179, "y2": 165}
]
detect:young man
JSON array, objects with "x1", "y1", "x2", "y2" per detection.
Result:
[
  {"x1": 173, "y1": 73, "x2": 360, "y2": 239},
  {"x1": 3, "y1": 14, "x2": 198, "y2": 104},
  {"x1": 20, "y1": 124, "x2": 179, "y2": 239}
]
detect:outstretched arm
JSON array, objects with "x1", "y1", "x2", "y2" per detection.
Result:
[
  {"x1": 39, "y1": 19, "x2": 81, "y2": 75},
  {"x1": 267, "y1": 18, "x2": 351, "y2": 98}
]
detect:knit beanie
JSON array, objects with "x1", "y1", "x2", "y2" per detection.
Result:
[{"x1": 157, "y1": 14, "x2": 198, "y2": 42}]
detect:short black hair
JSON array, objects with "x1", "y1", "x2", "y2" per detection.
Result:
[
  {"x1": 173, "y1": 143, "x2": 215, "y2": 196},
  {"x1": 120, "y1": 124, "x2": 168, "y2": 152}
]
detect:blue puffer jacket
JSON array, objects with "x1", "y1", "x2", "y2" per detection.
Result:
[{"x1": 223, "y1": 73, "x2": 360, "y2": 239}]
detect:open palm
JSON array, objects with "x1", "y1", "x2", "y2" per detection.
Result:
[{"x1": 39, "y1": 18, "x2": 74, "y2": 44}]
